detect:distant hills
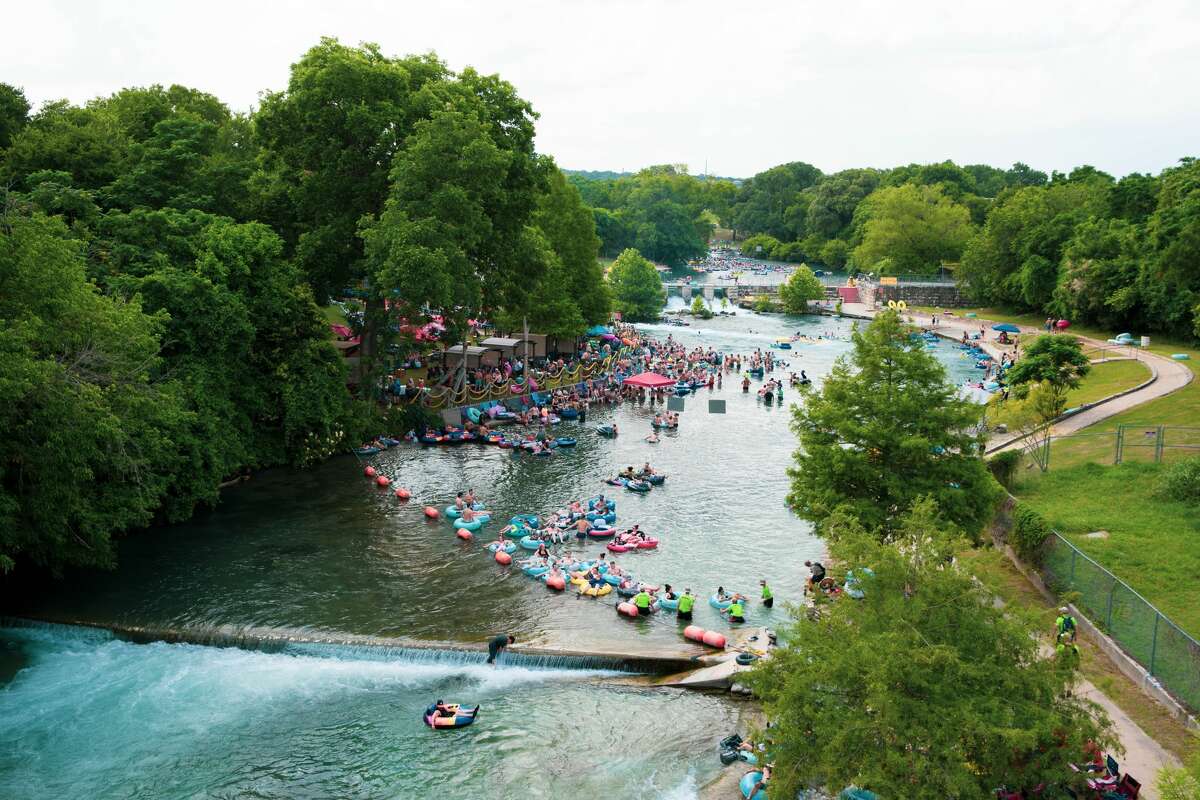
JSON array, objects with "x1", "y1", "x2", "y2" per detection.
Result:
[{"x1": 564, "y1": 168, "x2": 743, "y2": 185}]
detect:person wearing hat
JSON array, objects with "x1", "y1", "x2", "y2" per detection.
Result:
[{"x1": 759, "y1": 579, "x2": 773, "y2": 608}]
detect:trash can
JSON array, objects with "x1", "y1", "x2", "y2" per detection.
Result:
[{"x1": 1141, "y1": 336, "x2": 1150, "y2": 348}]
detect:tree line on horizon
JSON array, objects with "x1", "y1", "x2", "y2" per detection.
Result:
[{"x1": 572, "y1": 156, "x2": 1200, "y2": 339}]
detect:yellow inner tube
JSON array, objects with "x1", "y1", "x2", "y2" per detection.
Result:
[{"x1": 578, "y1": 583, "x2": 612, "y2": 597}]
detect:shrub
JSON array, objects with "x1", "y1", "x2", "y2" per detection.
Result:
[
  {"x1": 770, "y1": 241, "x2": 808, "y2": 262},
  {"x1": 741, "y1": 234, "x2": 781, "y2": 258},
  {"x1": 1155, "y1": 455, "x2": 1200, "y2": 504},
  {"x1": 753, "y1": 296, "x2": 777, "y2": 313},
  {"x1": 1010, "y1": 501, "x2": 1050, "y2": 562},
  {"x1": 988, "y1": 450, "x2": 1022, "y2": 490}
]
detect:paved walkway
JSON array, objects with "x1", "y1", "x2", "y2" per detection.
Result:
[{"x1": 840, "y1": 303, "x2": 1194, "y2": 453}]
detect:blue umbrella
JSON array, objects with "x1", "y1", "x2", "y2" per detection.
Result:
[
  {"x1": 586, "y1": 324, "x2": 611, "y2": 336},
  {"x1": 991, "y1": 323, "x2": 1021, "y2": 333}
]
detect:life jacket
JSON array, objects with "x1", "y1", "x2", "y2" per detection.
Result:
[{"x1": 678, "y1": 594, "x2": 695, "y2": 613}]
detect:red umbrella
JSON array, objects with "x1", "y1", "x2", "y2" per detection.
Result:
[
  {"x1": 1056, "y1": 319, "x2": 1070, "y2": 329},
  {"x1": 623, "y1": 372, "x2": 676, "y2": 389}
]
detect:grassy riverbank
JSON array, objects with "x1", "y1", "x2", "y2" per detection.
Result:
[
  {"x1": 985, "y1": 359, "x2": 1153, "y2": 428},
  {"x1": 962, "y1": 546, "x2": 1198, "y2": 762}
]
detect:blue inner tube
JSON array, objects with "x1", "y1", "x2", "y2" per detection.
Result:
[
  {"x1": 658, "y1": 595, "x2": 679, "y2": 610},
  {"x1": 354, "y1": 447, "x2": 382, "y2": 455},
  {"x1": 558, "y1": 408, "x2": 579, "y2": 419},
  {"x1": 510, "y1": 514, "x2": 539, "y2": 527},
  {"x1": 739, "y1": 772, "x2": 766, "y2": 800},
  {"x1": 710, "y1": 594, "x2": 733, "y2": 610},
  {"x1": 487, "y1": 541, "x2": 517, "y2": 554},
  {"x1": 523, "y1": 564, "x2": 549, "y2": 578},
  {"x1": 616, "y1": 585, "x2": 638, "y2": 598},
  {"x1": 650, "y1": 421, "x2": 677, "y2": 429},
  {"x1": 519, "y1": 535, "x2": 542, "y2": 550},
  {"x1": 587, "y1": 497, "x2": 616, "y2": 511},
  {"x1": 640, "y1": 474, "x2": 665, "y2": 485},
  {"x1": 585, "y1": 511, "x2": 617, "y2": 524},
  {"x1": 423, "y1": 703, "x2": 479, "y2": 730},
  {"x1": 623, "y1": 479, "x2": 651, "y2": 493},
  {"x1": 603, "y1": 573, "x2": 623, "y2": 586},
  {"x1": 555, "y1": 437, "x2": 577, "y2": 447},
  {"x1": 596, "y1": 425, "x2": 616, "y2": 437},
  {"x1": 466, "y1": 407, "x2": 481, "y2": 423},
  {"x1": 454, "y1": 518, "x2": 484, "y2": 532}
]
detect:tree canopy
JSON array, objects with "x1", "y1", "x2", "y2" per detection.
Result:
[
  {"x1": 748, "y1": 499, "x2": 1112, "y2": 799},
  {"x1": 851, "y1": 184, "x2": 975, "y2": 274},
  {"x1": 606, "y1": 248, "x2": 664, "y2": 322},
  {"x1": 788, "y1": 310, "x2": 998, "y2": 537},
  {"x1": 1005, "y1": 334, "x2": 1091, "y2": 392},
  {"x1": 778, "y1": 264, "x2": 824, "y2": 313}
]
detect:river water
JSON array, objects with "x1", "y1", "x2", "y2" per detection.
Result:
[{"x1": 1, "y1": 308, "x2": 978, "y2": 799}]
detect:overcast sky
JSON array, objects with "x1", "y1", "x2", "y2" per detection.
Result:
[{"x1": 5, "y1": 0, "x2": 1199, "y2": 178}]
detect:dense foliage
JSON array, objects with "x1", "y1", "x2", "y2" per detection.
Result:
[
  {"x1": 568, "y1": 165, "x2": 734, "y2": 265},
  {"x1": 727, "y1": 155, "x2": 1200, "y2": 338},
  {"x1": 748, "y1": 499, "x2": 1112, "y2": 799},
  {"x1": 0, "y1": 42, "x2": 611, "y2": 575},
  {"x1": 777, "y1": 264, "x2": 824, "y2": 313},
  {"x1": 1004, "y1": 334, "x2": 1091, "y2": 392},
  {"x1": 606, "y1": 248, "x2": 664, "y2": 322},
  {"x1": 788, "y1": 311, "x2": 998, "y2": 537}
]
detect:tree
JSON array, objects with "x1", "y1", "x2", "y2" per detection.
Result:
[
  {"x1": 2, "y1": 100, "x2": 131, "y2": 190},
  {"x1": 818, "y1": 238, "x2": 848, "y2": 268},
  {"x1": 606, "y1": 248, "x2": 663, "y2": 322},
  {"x1": 533, "y1": 168, "x2": 609, "y2": 327},
  {"x1": 1005, "y1": 334, "x2": 1091, "y2": 393},
  {"x1": 778, "y1": 264, "x2": 824, "y2": 313},
  {"x1": 254, "y1": 38, "x2": 450, "y2": 302},
  {"x1": 0, "y1": 211, "x2": 186, "y2": 573},
  {"x1": 690, "y1": 294, "x2": 712, "y2": 319},
  {"x1": 0, "y1": 82, "x2": 31, "y2": 150},
  {"x1": 740, "y1": 233, "x2": 781, "y2": 258},
  {"x1": 747, "y1": 499, "x2": 1112, "y2": 799},
  {"x1": 732, "y1": 161, "x2": 823, "y2": 239},
  {"x1": 851, "y1": 184, "x2": 974, "y2": 274},
  {"x1": 788, "y1": 310, "x2": 997, "y2": 536},
  {"x1": 805, "y1": 168, "x2": 882, "y2": 240}
]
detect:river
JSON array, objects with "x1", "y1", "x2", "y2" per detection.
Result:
[{"x1": 0, "y1": 308, "x2": 978, "y2": 799}]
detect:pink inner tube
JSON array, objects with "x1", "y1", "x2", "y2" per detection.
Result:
[
  {"x1": 636, "y1": 538, "x2": 659, "y2": 549},
  {"x1": 617, "y1": 602, "x2": 639, "y2": 618},
  {"x1": 587, "y1": 528, "x2": 615, "y2": 538},
  {"x1": 606, "y1": 543, "x2": 631, "y2": 553}
]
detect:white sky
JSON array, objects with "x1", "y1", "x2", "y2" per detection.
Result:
[{"x1": 4, "y1": 0, "x2": 1199, "y2": 178}]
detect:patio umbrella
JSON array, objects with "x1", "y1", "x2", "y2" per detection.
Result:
[
  {"x1": 1056, "y1": 319, "x2": 1071, "y2": 329},
  {"x1": 622, "y1": 372, "x2": 676, "y2": 389},
  {"x1": 586, "y1": 324, "x2": 611, "y2": 336},
  {"x1": 991, "y1": 323, "x2": 1021, "y2": 333}
]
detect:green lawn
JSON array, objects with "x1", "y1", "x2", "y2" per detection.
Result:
[
  {"x1": 986, "y1": 359, "x2": 1152, "y2": 428},
  {"x1": 1015, "y1": 462, "x2": 1200, "y2": 639},
  {"x1": 321, "y1": 304, "x2": 347, "y2": 325}
]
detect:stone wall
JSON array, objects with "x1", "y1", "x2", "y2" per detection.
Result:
[{"x1": 874, "y1": 282, "x2": 969, "y2": 307}]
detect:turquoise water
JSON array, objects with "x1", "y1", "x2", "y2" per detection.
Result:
[
  {"x1": 0, "y1": 623, "x2": 735, "y2": 799},
  {"x1": 1, "y1": 310, "x2": 979, "y2": 798}
]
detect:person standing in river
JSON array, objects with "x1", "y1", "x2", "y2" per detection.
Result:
[{"x1": 486, "y1": 634, "x2": 515, "y2": 665}]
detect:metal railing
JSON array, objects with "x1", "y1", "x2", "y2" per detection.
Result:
[{"x1": 1039, "y1": 533, "x2": 1200, "y2": 713}]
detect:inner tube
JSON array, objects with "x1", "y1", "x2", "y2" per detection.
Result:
[
  {"x1": 554, "y1": 437, "x2": 577, "y2": 447},
  {"x1": 587, "y1": 497, "x2": 616, "y2": 511},
  {"x1": 657, "y1": 594, "x2": 679, "y2": 610},
  {"x1": 519, "y1": 535, "x2": 542, "y2": 550},
  {"x1": 623, "y1": 479, "x2": 651, "y2": 493},
  {"x1": 466, "y1": 407, "x2": 481, "y2": 423},
  {"x1": 639, "y1": 474, "x2": 665, "y2": 485},
  {"x1": 423, "y1": 703, "x2": 479, "y2": 730},
  {"x1": 735, "y1": 652, "x2": 758, "y2": 666},
  {"x1": 353, "y1": 447, "x2": 382, "y2": 456},
  {"x1": 486, "y1": 541, "x2": 517, "y2": 555},
  {"x1": 523, "y1": 564, "x2": 549, "y2": 578},
  {"x1": 587, "y1": 527, "x2": 615, "y2": 539},
  {"x1": 739, "y1": 772, "x2": 766, "y2": 800},
  {"x1": 650, "y1": 421, "x2": 678, "y2": 430},
  {"x1": 616, "y1": 584, "x2": 639, "y2": 598},
  {"x1": 595, "y1": 425, "x2": 617, "y2": 437},
  {"x1": 578, "y1": 583, "x2": 612, "y2": 597},
  {"x1": 585, "y1": 511, "x2": 617, "y2": 524},
  {"x1": 558, "y1": 408, "x2": 579, "y2": 419},
  {"x1": 453, "y1": 518, "x2": 484, "y2": 532},
  {"x1": 606, "y1": 542, "x2": 631, "y2": 553},
  {"x1": 710, "y1": 595, "x2": 733, "y2": 610}
]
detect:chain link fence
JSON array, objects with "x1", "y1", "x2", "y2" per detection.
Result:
[
  {"x1": 1012, "y1": 425, "x2": 1200, "y2": 472},
  {"x1": 1039, "y1": 533, "x2": 1200, "y2": 713}
]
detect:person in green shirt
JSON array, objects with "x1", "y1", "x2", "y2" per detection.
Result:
[
  {"x1": 677, "y1": 589, "x2": 695, "y2": 621},
  {"x1": 634, "y1": 588, "x2": 652, "y2": 615},
  {"x1": 727, "y1": 596, "x2": 746, "y2": 624},
  {"x1": 759, "y1": 579, "x2": 773, "y2": 608}
]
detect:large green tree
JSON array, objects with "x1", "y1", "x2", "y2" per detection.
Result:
[
  {"x1": 606, "y1": 248, "x2": 664, "y2": 322},
  {"x1": 0, "y1": 82, "x2": 31, "y2": 150},
  {"x1": 531, "y1": 168, "x2": 609, "y2": 328},
  {"x1": 851, "y1": 184, "x2": 974, "y2": 274},
  {"x1": 778, "y1": 264, "x2": 824, "y2": 313},
  {"x1": 748, "y1": 499, "x2": 1111, "y2": 799},
  {"x1": 1005, "y1": 334, "x2": 1091, "y2": 393},
  {"x1": 0, "y1": 212, "x2": 187, "y2": 573},
  {"x1": 788, "y1": 310, "x2": 997, "y2": 536},
  {"x1": 254, "y1": 38, "x2": 450, "y2": 302}
]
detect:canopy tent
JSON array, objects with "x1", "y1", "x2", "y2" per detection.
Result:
[
  {"x1": 479, "y1": 336, "x2": 533, "y2": 359},
  {"x1": 623, "y1": 372, "x2": 676, "y2": 389},
  {"x1": 991, "y1": 323, "x2": 1021, "y2": 333},
  {"x1": 586, "y1": 324, "x2": 611, "y2": 336},
  {"x1": 441, "y1": 344, "x2": 495, "y2": 368}
]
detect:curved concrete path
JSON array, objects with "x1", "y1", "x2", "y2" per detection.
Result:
[{"x1": 839, "y1": 303, "x2": 1194, "y2": 453}]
